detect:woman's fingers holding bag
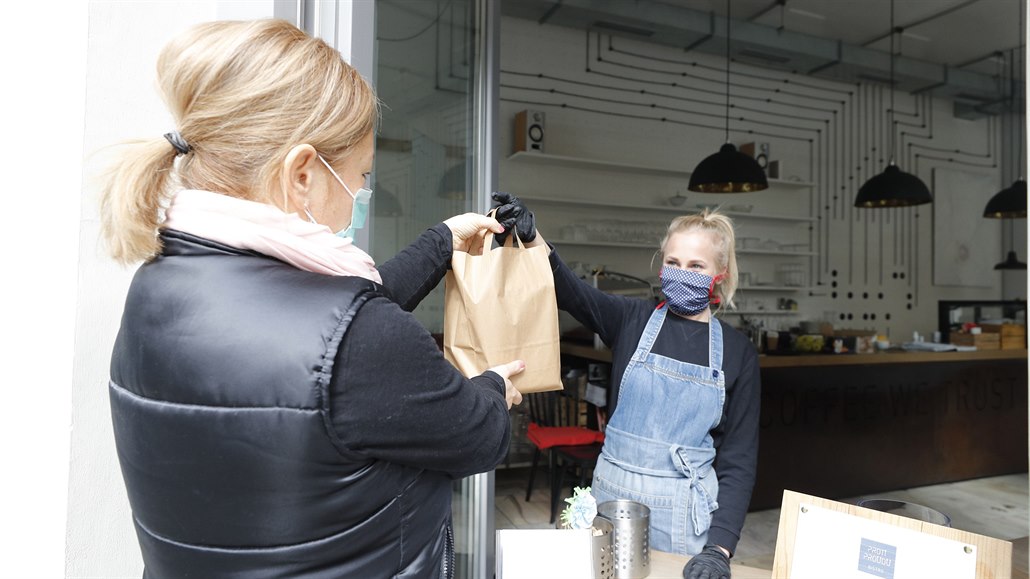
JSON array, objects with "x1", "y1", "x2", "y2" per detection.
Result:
[
  {"x1": 490, "y1": 192, "x2": 537, "y2": 244},
  {"x1": 487, "y1": 360, "x2": 525, "y2": 409},
  {"x1": 444, "y1": 212, "x2": 504, "y2": 254}
]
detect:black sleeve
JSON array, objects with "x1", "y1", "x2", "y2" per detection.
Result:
[
  {"x1": 329, "y1": 295, "x2": 512, "y2": 479},
  {"x1": 377, "y1": 223, "x2": 453, "y2": 312},
  {"x1": 707, "y1": 336, "x2": 761, "y2": 554},
  {"x1": 548, "y1": 248, "x2": 635, "y2": 349}
]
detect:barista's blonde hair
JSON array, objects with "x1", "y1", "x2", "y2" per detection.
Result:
[
  {"x1": 659, "y1": 208, "x2": 739, "y2": 314},
  {"x1": 99, "y1": 19, "x2": 380, "y2": 264}
]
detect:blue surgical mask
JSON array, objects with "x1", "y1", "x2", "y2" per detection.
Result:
[
  {"x1": 317, "y1": 154, "x2": 373, "y2": 240},
  {"x1": 660, "y1": 266, "x2": 719, "y2": 316}
]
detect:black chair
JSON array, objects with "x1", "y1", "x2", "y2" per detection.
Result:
[
  {"x1": 551, "y1": 442, "x2": 603, "y2": 522},
  {"x1": 524, "y1": 379, "x2": 604, "y2": 524}
]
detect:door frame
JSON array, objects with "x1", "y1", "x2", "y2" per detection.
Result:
[{"x1": 309, "y1": 1, "x2": 502, "y2": 576}]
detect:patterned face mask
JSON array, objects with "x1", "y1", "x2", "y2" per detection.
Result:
[{"x1": 660, "y1": 266, "x2": 722, "y2": 316}]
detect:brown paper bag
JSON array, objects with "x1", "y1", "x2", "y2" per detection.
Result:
[{"x1": 444, "y1": 222, "x2": 562, "y2": 393}]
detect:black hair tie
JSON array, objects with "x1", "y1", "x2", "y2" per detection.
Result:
[{"x1": 163, "y1": 131, "x2": 192, "y2": 156}]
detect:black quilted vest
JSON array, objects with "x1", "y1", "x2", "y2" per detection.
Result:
[{"x1": 109, "y1": 230, "x2": 452, "y2": 578}]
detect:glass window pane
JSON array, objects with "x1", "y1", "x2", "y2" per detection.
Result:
[
  {"x1": 375, "y1": 2, "x2": 487, "y2": 578},
  {"x1": 375, "y1": 0, "x2": 475, "y2": 337}
]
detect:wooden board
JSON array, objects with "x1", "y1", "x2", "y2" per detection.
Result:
[
  {"x1": 772, "y1": 490, "x2": 1012, "y2": 579},
  {"x1": 951, "y1": 332, "x2": 1002, "y2": 350},
  {"x1": 981, "y1": 324, "x2": 1027, "y2": 337},
  {"x1": 650, "y1": 550, "x2": 770, "y2": 578}
]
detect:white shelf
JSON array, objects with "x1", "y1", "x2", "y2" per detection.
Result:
[
  {"x1": 508, "y1": 151, "x2": 815, "y2": 189},
  {"x1": 738, "y1": 249, "x2": 817, "y2": 256},
  {"x1": 520, "y1": 195, "x2": 815, "y2": 223},
  {"x1": 720, "y1": 310, "x2": 800, "y2": 316},
  {"x1": 548, "y1": 238, "x2": 657, "y2": 249},
  {"x1": 738, "y1": 285, "x2": 808, "y2": 292},
  {"x1": 550, "y1": 239, "x2": 816, "y2": 256}
]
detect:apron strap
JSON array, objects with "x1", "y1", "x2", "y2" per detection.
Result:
[
  {"x1": 629, "y1": 305, "x2": 668, "y2": 364},
  {"x1": 671, "y1": 446, "x2": 718, "y2": 536}
]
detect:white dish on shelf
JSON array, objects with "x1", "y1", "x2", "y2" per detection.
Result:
[
  {"x1": 780, "y1": 243, "x2": 810, "y2": 252},
  {"x1": 668, "y1": 193, "x2": 688, "y2": 207}
]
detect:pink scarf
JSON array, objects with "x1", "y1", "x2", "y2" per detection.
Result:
[{"x1": 163, "y1": 189, "x2": 382, "y2": 284}]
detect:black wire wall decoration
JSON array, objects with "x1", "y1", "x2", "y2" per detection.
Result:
[{"x1": 500, "y1": 28, "x2": 1008, "y2": 328}]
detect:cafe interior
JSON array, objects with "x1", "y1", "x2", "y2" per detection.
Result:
[
  {"x1": 369, "y1": 0, "x2": 1028, "y2": 574},
  {"x1": 70, "y1": 1, "x2": 1028, "y2": 577}
]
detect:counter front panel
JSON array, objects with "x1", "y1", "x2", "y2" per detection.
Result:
[
  {"x1": 559, "y1": 343, "x2": 1027, "y2": 512},
  {"x1": 752, "y1": 355, "x2": 1027, "y2": 510}
]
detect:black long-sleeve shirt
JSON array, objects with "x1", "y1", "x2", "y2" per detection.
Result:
[
  {"x1": 549, "y1": 249, "x2": 760, "y2": 554},
  {"x1": 329, "y1": 224, "x2": 511, "y2": 479}
]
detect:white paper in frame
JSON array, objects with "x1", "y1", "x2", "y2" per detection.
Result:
[{"x1": 789, "y1": 502, "x2": 976, "y2": 579}]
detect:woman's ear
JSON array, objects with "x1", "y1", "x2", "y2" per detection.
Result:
[{"x1": 280, "y1": 144, "x2": 320, "y2": 213}]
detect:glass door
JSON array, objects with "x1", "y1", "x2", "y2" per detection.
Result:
[
  {"x1": 373, "y1": 0, "x2": 499, "y2": 577},
  {"x1": 310, "y1": 0, "x2": 498, "y2": 574}
]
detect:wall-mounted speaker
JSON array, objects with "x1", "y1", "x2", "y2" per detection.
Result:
[
  {"x1": 741, "y1": 142, "x2": 770, "y2": 169},
  {"x1": 515, "y1": 110, "x2": 545, "y2": 153},
  {"x1": 757, "y1": 142, "x2": 770, "y2": 170}
]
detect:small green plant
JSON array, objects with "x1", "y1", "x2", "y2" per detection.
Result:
[{"x1": 559, "y1": 486, "x2": 598, "y2": 530}]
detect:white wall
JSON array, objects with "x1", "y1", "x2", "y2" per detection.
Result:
[
  {"x1": 497, "y1": 16, "x2": 1025, "y2": 342},
  {"x1": 0, "y1": 1, "x2": 87, "y2": 576},
  {"x1": 65, "y1": 2, "x2": 267, "y2": 577},
  {"x1": 64, "y1": 2, "x2": 380, "y2": 575}
]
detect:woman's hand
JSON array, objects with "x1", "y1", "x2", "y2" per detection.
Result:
[
  {"x1": 486, "y1": 360, "x2": 525, "y2": 409},
  {"x1": 443, "y1": 212, "x2": 505, "y2": 255},
  {"x1": 491, "y1": 192, "x2": 536, "y2": 246},
  {"x1": 682, "y1": 545, "x2": 731, "y2": 579}
]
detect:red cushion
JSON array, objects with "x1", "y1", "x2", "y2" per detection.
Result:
[{"x1": 526, "y1": 422, "x2": 605, "y2": 449}]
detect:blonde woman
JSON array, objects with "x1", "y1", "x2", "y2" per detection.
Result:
[
  {"x1": 101, "y1": 20, "x2": 524, "y2": 578},
  {"x1": 504, "y1": 198, "x2": 759, "y2": 578}
]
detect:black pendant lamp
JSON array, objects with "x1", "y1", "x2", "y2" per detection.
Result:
[
  {"x1": 373, "y1": 186, "x2": 404, "y2": 217},
  {"x1": 438, "y1": 160, "x2": 467, "y2": 200},
  {"x1": 984, "y1": 8, "x2": 1027, "y2": 219},
  {"x1": 995, "y1": 249, "x2": 1027, "y2": 270},
  {"x1": 854, "y1": 0, "x2": 932, "y2": 208},
  {"x1": 984, "y1": 179, "x2": 1027, "y2": 218},
  {"x1": 985, "y1": 1, "x2": 1027, "y2": 270},
  {"x1": 688, "y1": 0, "x2": 768, "y2": 193}
]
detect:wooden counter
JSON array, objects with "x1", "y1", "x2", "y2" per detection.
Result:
[
  {"x1": 562, "y1": 341, "x2": 1028, "y2": 368},
  {"x1": 759, "y1": 348, "x2": 1027, "y2": 367},
  {"x1": 754, "y1": 351, "x2": 1027, "y2": 509},
  {"x1": 649, "y1": 539, "x2": 1026, "y2": 578},
  {"x1": 651, "y1": 550, "x2": 769, "y2": 578},
  {"x1": 560, "y1": 341, "x2": 1028, "y2": 512}
]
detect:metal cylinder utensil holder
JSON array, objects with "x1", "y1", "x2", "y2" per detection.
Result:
[
  {"x1": 597, "y1": 500, "x2": 650, "y2": 579},
  {"x1": 591, "y1": 516, "x2": 615, "y2": 579}
]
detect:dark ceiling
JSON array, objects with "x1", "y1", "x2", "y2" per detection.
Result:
[{"x1": 501, "y1": 0, "x2": 1027, "y2": 116}]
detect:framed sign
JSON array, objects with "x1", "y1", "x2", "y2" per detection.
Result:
[
  {"x1": 932, "y1": 168, "x2": 1001, "y2": 287},
  {"x1": 772, "y1": 490, "x2": 1012, "y2": 579},
  {"x1": 790, "y1": 502, "x2": 975, "y2": 578}
]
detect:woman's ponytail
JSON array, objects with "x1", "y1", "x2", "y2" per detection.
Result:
[{"x1": 99, "y1": 138, "x2": 179, "y2": 264}]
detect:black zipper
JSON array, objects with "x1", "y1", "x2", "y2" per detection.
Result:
[{"x1": 441, "y1": 521, "x2": 454, "y2": 579}]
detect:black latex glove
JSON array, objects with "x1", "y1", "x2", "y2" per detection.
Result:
[
  {"x1": 682, "y1": 545, "x2": 731, "y2": 579},
  {"x1": 490, "y1": 191, "x2": 537, "y2": 245}
]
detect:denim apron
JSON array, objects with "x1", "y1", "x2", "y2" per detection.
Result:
[{"x1": 592, "y1": 304, "x2": 725, "y2": 556}]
